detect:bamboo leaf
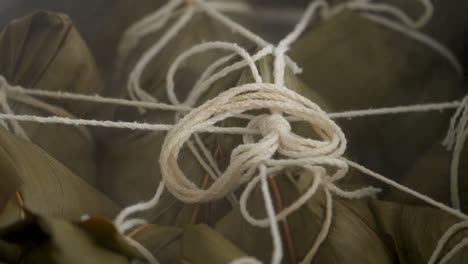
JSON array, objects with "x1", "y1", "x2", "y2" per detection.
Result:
[
  {"x1": 0, "y1": 11, "x2": 105, "y2": 185},
  {"x1": 0, "y1": 128, "x2": 119, "y2": 228}
]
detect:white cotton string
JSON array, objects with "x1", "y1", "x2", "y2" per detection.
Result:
[
  {"x1": 197, "y1": 0, "x2": 302, "y2": 75},
  {"x1": 327, "y1": 101, "x2": 460, "y2": 119},
  {"x1": 9, "y1": 94, "x2": 92, "y2": 141},
  {"x1": 166, "y1": 41, "x2": 263, "y2": 105},
  {"x1": 0, "y1": 86, "x2": 28, "y2": 139},
  {"x1": 128, "y1": 6, "x2": 196, "y2": 104},
  {"x1": 428, "y1": 221, "x2": 468, "y2": 264},
  {"x1": 347, "y1": 160, "x2": 468, "y2": 221},
  {"x1": 124, "y1": 236, "x2": 160, "y2": 264},
  {"x1": 117, "y1": 0, "x2": 184, "y2": 67},
  {"x1": 185, "y1": 46, "x2": 274, "y2": 107},
  {"x1": 273, "y1": 0, "x2": 327, "y2": 86},
  {"x1": 159, "y1": 82, "x2": 352, "y2": 203},
  {"x1": 185, "y1": 139, "x2": 238, "y2": 205},
  {"x1": 207, "y1": 1, "x2": 253, "y2": 15},
  {"x1": 259, "y1": 164, "x2": 283, "y2": 264},
  {"x1": 117, "y1": 219, "x2": 148, "y2": 235},
  {"x1": 164, "y1": 41, "x2": 261, "y2": 205},
  {"x1": 442, "y1": 96, "x2": 468, "y2": 209},
  {"x1": 0, "y1": 76, "x2": 92, "y2": 141},
  {"x1": 2, "y1": 80, "x2": 463, "y2": 119},
  {"x1": 300, "y1": 187, "x2": 333, "y2": 264},
  {"x1": 123, "y1": 0, "x2": 300, "y2": 106},
  {"x1": 193, "y1": 53, "x2": 237, "y2": 89},
  {"x1": 118, "y1": 0, "x2": 254, "y2": 65},
  {"x1": 0, "y1": 112, "x2": 264, "y2": 135},
  {"x1": 114, "y1": 182, "x2": 165, "y2": 233},
  {"x1": 437, "y1": 238, "x2": 468, "y2": 264},
  {"x1": 7, "y1": 85, "x2": 193, "y2": 112},
  {"x1": 239, "y1": 164, "x2": 377, "y2": 263},
  {"x1": 160, "y1": 82, "x2": 380, "y2": 264}
]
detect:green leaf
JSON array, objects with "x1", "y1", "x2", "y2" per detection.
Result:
[
  {"x1": 0, "y1": 11, "x2": 105, "y2": 185},
  {"x1": 368, "y1": 200, "x2": 468, "y2": 263},
  {"x1": 0, "y1": 213, "x2": 147, "y2": 264},
  {"x1": 132, "y1": 224, "x2": 183, "y2": 264},
  {"x1": 183, "y1": 224, "x2": 247, "y2": 264},
  {"x1": 289, "y1": 10, "x2": 463, "y2": 183},
  {"x1": 0, "y1": 128, "x2": 119, "y2": 228},
  {"x1": 215, "y1": 171, "x2": 396, "y2": 264}
]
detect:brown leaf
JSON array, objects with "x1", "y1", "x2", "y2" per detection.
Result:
[
  {"x1": 0, "y1": 11, "x2": 105, "y2": 185},
  {"x1": 182, "y1": 224, "x2": 247, "y2": 264},
  {"x1": 290, "y1": 10, "x2": 463, "y2": 184},
  {"x1": 0, "y1": 128, "x2": 119, "y2": 228},
  {"x1": 0, "y1": 212, "x2": 147, "y2": 264}
]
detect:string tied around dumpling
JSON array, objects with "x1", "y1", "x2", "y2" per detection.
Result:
[
  {"x1": 159, "y1": 82, "x2": 352, "y2": 202},
  {"x1": 158, "y1": 82, "x2": 381, "y2": 264},
  {"x1": 0, "y1": 76, "x2": 28, "y2": 138},
  {"x1": 0, "y1": 75, "x2": 92, "y2": 142}
]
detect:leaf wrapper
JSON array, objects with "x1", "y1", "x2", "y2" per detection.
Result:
[
  {"x1": 0, "y1": 213, "x2": 146, "y2": 264},
  {"x1": 290, "y1": 10, "x2": 463, "y2": 184},
  {"x1": 0, "y1": 11, "x2": 105, "y2": 185},
  {"x1": 0, "y1": 128, "x2": 119, "y2": 228}
]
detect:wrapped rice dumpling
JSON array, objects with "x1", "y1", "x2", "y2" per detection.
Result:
[
  {"x1": 98, "y1": 4, "x2": 259, "y2": 223},
  {"x1": 386, "y1": 135, "x2": 468, "y2": 212},
  {"x1": 130, "y1": 224, "x2": 248, "y2": 264},
  {"x1": 85, "y1": 0, "x2": 166, "y2": 78},
  {"x1": 0, "y1": 11, "x2": 105, "y2": 185},
  {"x1": 215, "y1": 169, "x2": 468, "y2": 263},
  {"x1": 289, "y1": 7, "x2": 465, "y2": 191},
  {"x1": 0, "y1": 127, "x2": 118, "y2": 228}
]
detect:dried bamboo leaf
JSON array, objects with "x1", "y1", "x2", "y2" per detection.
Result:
[
  {"x1": 132, "y1": 224, "x2": 183, "y2": 264},
  {"x1": 0, "y1": 128, "x2": 119, "y2": 228},
  {"x1": 368, "y1": 200, "x2": 468, "y2": 263},
  {"x1": 384, "y1": 131, "x2": 468, "y2": 212},
  {"x1": 182, "y1": 224, "x2": 247, "y2": 264},
  {"x1": 0, "y1": 213, "x2": 147, "y2": 264},
  {"x1": 289, "y1": 10, "x2": 463, "y2": 182},
  {"x1": 97, "y1": 10, "x2": 256, "y2": 224},
  {"x1": 0, "y1": 11, "x2": 105, "y2": 185}
]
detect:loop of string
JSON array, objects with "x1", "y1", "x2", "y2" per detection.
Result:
[
  {"x1": 121, "y1": 0, "x2": 302, "y2": 106},
  {"x1": 159, "y1": 83, "x2": 350, "y2": 202},
  {"x1": 157, "y1": 82, "x2": 379, "y2": 264},
  {"x1": 115, "y1": 0, "x2": 466, "y2": 263}
]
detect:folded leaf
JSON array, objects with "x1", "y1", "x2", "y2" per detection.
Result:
[
  {"x1": 0, "y1": 11, "x2": 105, "y2": 185},
  {"x1": 183, "y1": 224, "x2": 247, "y2": 264},
  {"x1": 131, "y1": 224, "x2": 183, "y2": 264},
  {"x1": 0, "y1": 213, "x2": 147, "y2": 264},
  {"x1": 0, "y1": 128, "x2": 119, "y2": 228},
  {"x1": 215, "y1": 170, "x2": 396, "y2": 264},
  {"x1": 290, "y1": 10, "x2": 463, "y2": 183},
  {"x1": 367, "y1": 200, "x2": 468, "y2": 263}
]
